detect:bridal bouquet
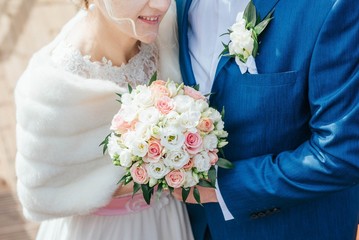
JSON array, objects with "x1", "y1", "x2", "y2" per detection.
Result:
[{"x1": 101, "y1": 75, "x2": 233, "y2": 204}]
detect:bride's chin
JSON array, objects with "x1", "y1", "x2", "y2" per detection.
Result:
[{"x1": 139, "y1": 34, "x2": 158, "y2": 44}]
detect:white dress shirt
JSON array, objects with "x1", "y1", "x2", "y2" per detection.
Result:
[{"x1": 188, "y1": 0, "x2": 250, "y2": 221}]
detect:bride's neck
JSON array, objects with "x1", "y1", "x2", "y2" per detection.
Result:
[{"x1": 67, "y1": 9, "x2": 140, "y2": 67}]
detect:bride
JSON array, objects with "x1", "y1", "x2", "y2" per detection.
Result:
[{"x1": 14, "y1": 0, "x2": 193, "y2": 239}]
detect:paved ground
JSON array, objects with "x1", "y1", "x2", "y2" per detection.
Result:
[
  {"x1": 0, "y1": 0, "x2": 77, "y2": 190},
  {"x1": 0, "y1": 0, "x2": 76, "y2": 238}
]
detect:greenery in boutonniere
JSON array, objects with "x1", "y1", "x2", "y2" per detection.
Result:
[{"x1": 220, "y1": 1, "x2": 274, "y2": 73}]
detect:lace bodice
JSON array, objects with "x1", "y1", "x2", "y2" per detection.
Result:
[{"x1": 51, "y1": 41, "x2": 158, "y2": 88}]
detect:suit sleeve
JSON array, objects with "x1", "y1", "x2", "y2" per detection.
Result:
[{"x1": 218, "y1": 0, "x2": 359, "y2": 221}]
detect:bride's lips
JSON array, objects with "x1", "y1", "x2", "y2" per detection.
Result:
[{"x1": 138, "y1": 15, "x2": 160, "y2": 25}]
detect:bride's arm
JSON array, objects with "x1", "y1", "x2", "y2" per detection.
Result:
[{"x1": 15, "y1": 54, "x2": 125, "y2": 222}]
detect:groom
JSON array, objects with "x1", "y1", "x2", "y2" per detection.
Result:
[{"x1": 175, "y1": 0, "x2": 359, "y2": 239}]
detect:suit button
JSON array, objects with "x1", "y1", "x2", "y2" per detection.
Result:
[
  {"x1": 271, "y1": 207, "x2": 280, "y2": 213},
  {"x1": 257, "y1": 212, "x2": 266, "y2": 218}
]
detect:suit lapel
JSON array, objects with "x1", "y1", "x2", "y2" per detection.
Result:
[
  {"x1": 178, "y1": 0, "x2": 197, "y2": 86},
  {"x1": 253, "y1": 0, "x2": 280, "y2": 20},
  {"x1": 214, "y1": 0, "x2": 280, "y2": 79}
]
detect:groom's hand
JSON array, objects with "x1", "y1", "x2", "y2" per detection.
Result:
[{"x1": 172, "y1": 186, "x2": 218, "y2": 204}]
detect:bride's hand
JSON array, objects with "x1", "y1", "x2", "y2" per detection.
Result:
[{"x1": 112, "y1": 183, "x2": 134, "y2": 198}]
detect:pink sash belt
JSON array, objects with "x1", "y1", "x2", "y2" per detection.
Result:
[{"x1": 93, "y1": 194, "x2": 151, "y2": 216}]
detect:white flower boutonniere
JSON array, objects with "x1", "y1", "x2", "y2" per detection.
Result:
[{"x1": 220, "y1": 1, "x2": 274, "y2": 74}]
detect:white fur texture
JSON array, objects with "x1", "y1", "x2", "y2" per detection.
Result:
[{"x1": 15, "y1": 44, "x2": 128, "y2": 222}]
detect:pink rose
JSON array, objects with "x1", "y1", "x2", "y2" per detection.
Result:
[
  {"x1": 151, "y1": 82, "x2": 170, "y2": 99},
  {"x1": 208, "y1": 150, "x2": 219, "y2": 165},
  {"x1": 165, "y1": 169, "x2": 185, "y2": 188},
  {"x1": 151, "y1": 80, "x2": 166, "y2": 86},
  {"x1": 130, "y1": 163, "x2": 149, "y2": 184},
  {"x1": 144, "y1": 139, "x2": 163, "y2": 162},
  {"x1": 156, "y1": 96, "x2": 174, "y2": 114},
  {"x1": 198, "y1": 118, "x2": 214, "y2": 133},
  {"x1": 110, "y1": 112, "x2": 134, "y2": 134},
  {"x1": 183, "y1": 158, "x2": 194, "y2": 170},
  {"x1": 185, "y1": 132, "x2": 203, "y2": 155},
  {"x1": 184, "y1": 86, "x2": 206, "y2": 100}
]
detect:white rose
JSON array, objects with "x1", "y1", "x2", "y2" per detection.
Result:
[
  {"x1": 229, "y1": 18, "x2": 254, "y2": 59},
  {"x1": 166, "y1": 81, "x2": 179, "y2": 97},
  {"x1": 107, "y1": 134, "x2": 123, "y2": 159},
  {"x1": 235, "y1": 11, "x2": 244, "y2": 22},
  {"x1": 138, "y1": 107, "x2": 160, "y2": 124},
  {"x1": 193, "y1": 99, "x2": 209, "y2": 113},
  {"x1": 164, "y1": 149, "x2": 190, "y2": 169},
  {"x1": 203, "y1": 133, "x2": 218, "y2": 151},
  {"x1": 179, "y1": 111, "x2": 201, "y2": 131},
  {"x1": 173, "y1": 95, "x2": 195, "y2": 113},
  {"x1": 202, "y1": 108, "x2": 222, "y2": 122},
  {"x1": 150, "y1": 125, "x2": 162, "y2": 139},
  {"x1": 163, "y1": 111, "x2": 180, "y2": 127},
  {"x1": 121, "y1": 92, "x2": 133, "y2": 105},
  {"x1": 122, "y1": 131, "x2": 136, "y2": 148},
  {"x1": 134, "y1": 85, "x2": 154, "y2": 108},
  {"x1": 160, "y1": 126, "x2": 185, "y2": 150},
  {"x1": 147, "y1": 161, "x2": 170, "y2": 179},
  {"x1": 130, "y1": 140, "x2": 149, "y2": 157},
  {"x1": 134, "y1": 122, "x2": 151, "y2": 141},
  {"x1": 121, "y1": 104, "x2": 138, "y2": 122},
  {"x1": 119, "y1": 149, "x2": 132, "y2": 168},
  {"x1": 213, "y1": 130, "x2": 229, "y2": 138},
  {"x1": 193, "y1": 151, "x2": 212, "y2": 172},
  {"x1": 215, "y1": 120, "x2": 224, "y2": 131},
  {"x1": 183, "y1": 171, "x2": 200, "y2": 188}
]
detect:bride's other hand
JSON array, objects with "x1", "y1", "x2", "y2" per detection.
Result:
[
  {"x1": 112, "y1": 183, "x2": 134, "y2": 198},
  {"x1": 172, "y1": 186, "x2": 218, "y2": 204}
]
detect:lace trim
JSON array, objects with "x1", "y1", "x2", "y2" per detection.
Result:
[{"x1": 51, "y1": 41, "x2": 158, "y2": 88}]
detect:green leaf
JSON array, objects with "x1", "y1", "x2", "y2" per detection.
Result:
[
  {"x1": 219, "y1": 31, "x2": 230, "y2": 37},
  {"x1": 198, "y1": 179, "x2": 216, "y2": 189},
  {"x1": 204, "y1": 93, "x2": 213, "y2": 98},
  {"x1": 156, "y1": 183, "x2": 163, "y2": 199},
  {"x1": 132, "y1": 183, "x2": 141, "y2": 198},
  {"x1": 117, "y1": 174, "x2": 129, "y2": 185},
  {"x1": 208, "y1": 167, "x2": 217, "y2": 186},
  {"x1": 128, "y1": 84, "x2": 133, "y2": 93},
  {"x1": 141, "y1": 184, "x2": 153, "y2": 205},
  {"x1": 168, "y1": 186, "x2": 174, "y2": 195},
  {"x1": 193, "y1": 187, "x2": 202, "y2": 205},
  {"x1": 217, "y1": 158, "x2": 235, "y2": 169},
  {"x1": 254, "y1": 17, "x2": 274, "y2": 35},
  {"x1": 182, "y1": 187, "x2": 191, "y2": 202},
  {"x1": 193, "y1": 84, "x2": 200, "y2": 91},
  {"x1": 252, "y1": 39, "x2": 259, "y2": 57},
  {"x1": 244, "y1": 0, "x2": 257, "y2": 28},
  {"x1": 149, "y1": 71, "x2": 158, "y2": 86},
  {"x1": 221, "y1": 106, "x2": 225, "y2": 119},
  {"x1": 99, "y1": 133, "x2": 111, "y2": 155},
  {"x1": 219, "y1": 148, "x2": 226, "y2": 159},
  {"x1": 219, "y1": 45, "x2": 230, "y2": 58}
]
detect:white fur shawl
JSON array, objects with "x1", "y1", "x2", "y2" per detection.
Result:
[
  {"x1": 15, "y1": 45, "x2": 128, "y2": 221},
  {"x1": 15, "y1": 1, "x2": 180, "y2": 222}
]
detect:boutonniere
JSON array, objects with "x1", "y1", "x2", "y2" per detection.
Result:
[{"x1": 220, "y1": 1, "x2": 274, "y2": 74}]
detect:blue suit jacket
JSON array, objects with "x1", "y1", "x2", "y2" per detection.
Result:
[{"x1": 176, "y1": 0, "x2": 359, "y2": 239}]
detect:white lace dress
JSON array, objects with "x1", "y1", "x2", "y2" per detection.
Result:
[{"x1": 34, "y1": 41, "x2": 194, "y2": 240}]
